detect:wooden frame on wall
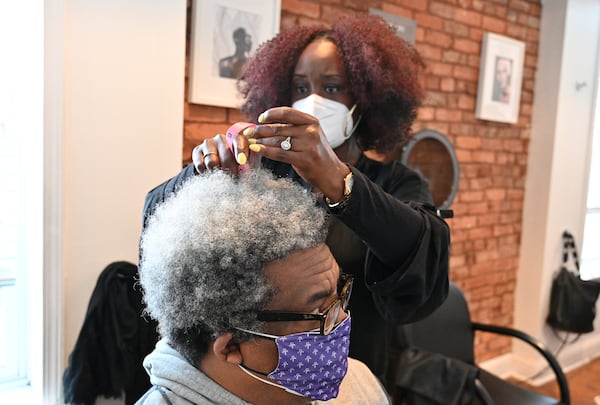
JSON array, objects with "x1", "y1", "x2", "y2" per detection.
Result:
[
  {"x1": 188, "y1": 0, "x2": 281, "y2": 108},
  {"x1": 475, "y1": 32, "x2": 526, "y2": 124}
]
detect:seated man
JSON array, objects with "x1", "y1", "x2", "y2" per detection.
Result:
[{"x1": 136, "y1": 169, "x2": 389, "y2": 405}]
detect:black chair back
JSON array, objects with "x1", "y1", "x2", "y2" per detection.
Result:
[
  {"x1": 392, "y1": 282, "x2": 570, "y2": 405},
  {"x1": 403, "y1": 283, "x2": 475, "y2": 364}
]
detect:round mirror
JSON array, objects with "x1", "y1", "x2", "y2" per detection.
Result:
[{"x1": 400, "y1": 129, "x2": 459, "y2": 210}]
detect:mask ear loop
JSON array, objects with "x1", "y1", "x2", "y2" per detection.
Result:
[
  {"x1": 345, "y1": 104, "x2": 362, "y2": 138},
  {"x1": 238, "y1": 364, "x2": 304, "y2": 397},
  {"x1": 236, "y1": 329, "x2": 306, "y2": 397}
]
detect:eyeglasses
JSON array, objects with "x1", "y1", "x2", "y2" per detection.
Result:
[{"x1": 256, "y1": 273, "x2": 353, "y2": 336}]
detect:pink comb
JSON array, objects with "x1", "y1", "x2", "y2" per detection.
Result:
[{"x1": 226, "y1": 122, "x2": 257, "y2": 173}]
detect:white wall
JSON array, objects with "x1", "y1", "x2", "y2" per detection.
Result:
[
  {"x1": 491, "y1": 0, "x2": 600, "y2": 382},
  {"x1": 59, "y1": 0, "x2": 186, "y2": 400}
]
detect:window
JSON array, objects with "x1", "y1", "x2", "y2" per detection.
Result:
[
  {"x1": 0, "y1": 2, "x2": 44, "y2": 396},
  {"x1": 0, "y1": 110, "x2": 30, "y2": 389}
]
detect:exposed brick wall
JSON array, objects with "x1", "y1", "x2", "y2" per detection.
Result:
[{"x1": 183, "y1": 0, "x2": 541, "y2": 362}]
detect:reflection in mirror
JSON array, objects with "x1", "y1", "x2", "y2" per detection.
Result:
[{"x1": 401, "y1": 129, "x2": 459, "y2": 210}]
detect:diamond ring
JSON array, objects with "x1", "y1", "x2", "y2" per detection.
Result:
[{"x1": 280, "y1": 136, "x2": 292, "y2": 151}]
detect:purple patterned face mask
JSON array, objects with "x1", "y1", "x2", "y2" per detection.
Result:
[{"x1": 237, "y1": 316, "x2": 351, "y2": 401}]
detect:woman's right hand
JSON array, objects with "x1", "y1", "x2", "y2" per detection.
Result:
[{"x1": 192, "y1": 131, "x2": 250, "y2": 175}]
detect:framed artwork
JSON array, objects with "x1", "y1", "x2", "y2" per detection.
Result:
[
  {"x1": 188, "y1": 0, "x2": 281, "y2": 108},
  {"x1": 475, "y1": 33, "x2": 525, "y2": 124},
  {"x1": 368, "y1": 8, "x2": 416, "y2": 45}
]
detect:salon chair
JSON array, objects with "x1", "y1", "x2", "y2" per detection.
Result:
[{"x1": 390, "y1": 282, "x2": 570, "y2": 405}]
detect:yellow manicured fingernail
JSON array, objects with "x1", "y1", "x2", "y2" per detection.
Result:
[
  {"x1": 243, "y1": 127, "x2": 254, "y2": 136},
  {"x1": 247, "y1": 138, "x2": 257, "y2": 144},
  {"x1": 258, "y1": 112, "x2": 266, "y2": 123},
  {"x1": 249, "y1": 144, "x2": 262, "y2": 153},
  {"x1": 237, "y1": 152, "x2": 247, "y2": 165}
]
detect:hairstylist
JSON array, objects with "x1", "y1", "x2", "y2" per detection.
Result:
[{"x1": 142, "y1": 14, "x2": 450, "y2": 386}]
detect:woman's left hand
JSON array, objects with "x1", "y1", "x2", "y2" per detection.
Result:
[{"x1": 244, "y1": 106, "x2": 350, "y2": 202}]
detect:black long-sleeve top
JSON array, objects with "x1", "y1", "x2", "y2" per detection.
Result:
[{"x1": 142, "y1": 154, "x2": 450, "y2": 385}]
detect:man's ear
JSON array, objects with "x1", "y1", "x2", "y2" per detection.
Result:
[{"x1": 213, "y1": 332, "x2": 243, "y2": 365}]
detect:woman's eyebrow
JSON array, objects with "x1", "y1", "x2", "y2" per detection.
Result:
[{"x1": 292, "y1": 73, "x2": 344, "y2": 80}]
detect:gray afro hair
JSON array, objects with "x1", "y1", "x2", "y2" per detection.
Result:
[{"x1": 139, "y1": 168, "x2": 328, "y2": 346}]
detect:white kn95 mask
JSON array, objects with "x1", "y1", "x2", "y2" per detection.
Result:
[{"x1": 292, "y1": 94, "x2": 361, "y2": 149}]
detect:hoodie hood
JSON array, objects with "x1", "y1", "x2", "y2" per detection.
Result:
[{"x1": 140, "y1": 338, "x2": 251, "y2": 405}]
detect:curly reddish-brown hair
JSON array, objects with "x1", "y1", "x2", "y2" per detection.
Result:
[{"x1": 238, "y1": 14, "x2": 425, "y2": 153}]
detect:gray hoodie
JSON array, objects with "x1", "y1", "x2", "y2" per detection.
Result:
[{"x1": 136, "y1": 339, "x2": 390, "y2": 405}]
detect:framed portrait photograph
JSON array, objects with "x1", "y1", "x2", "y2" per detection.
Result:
[
  {"x1": 368, "y1": 8, "x2": 416, "y2": 45},
  {"x1": 189, "y1": 0, "x2": 281, "y2": 108},
  {"x1": 475, "y1": 33, "x2": 525, "y2": 124}
]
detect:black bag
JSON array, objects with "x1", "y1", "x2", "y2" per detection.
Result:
[{"x1": 546, "y1": 231, "x2": 600, "y2": 334}]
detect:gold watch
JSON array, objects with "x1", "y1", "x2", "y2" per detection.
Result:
[{"x1": 326, "y1": 171, "x2": 354, "y2": 208}]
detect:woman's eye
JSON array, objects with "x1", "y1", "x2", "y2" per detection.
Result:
[
  {"x1": 294, "y1": 85, "x2": 308, "y2": 95},
  {"x1": 324, "y1": 85, "x2": 341, "y2": 94}
]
